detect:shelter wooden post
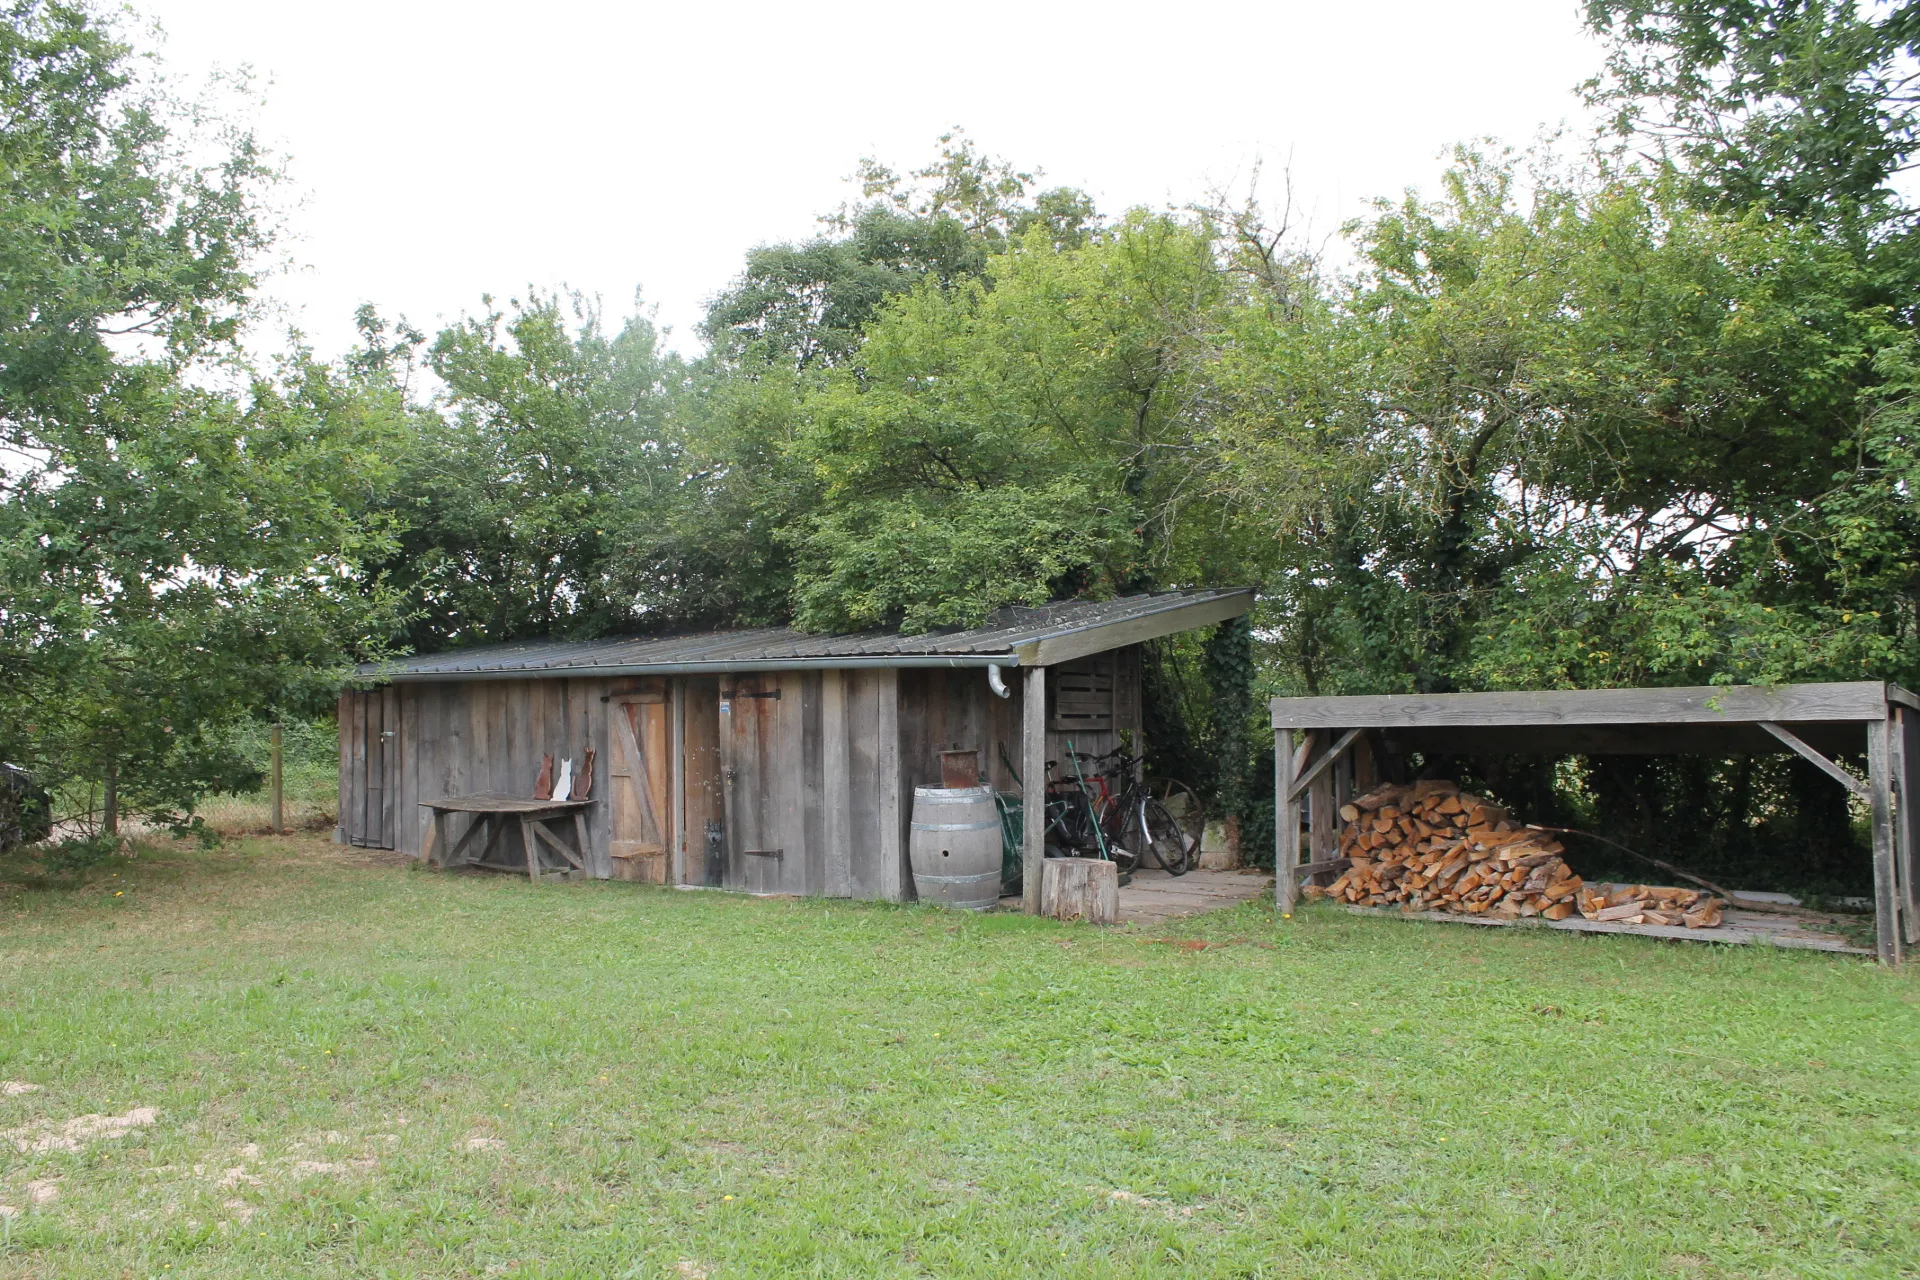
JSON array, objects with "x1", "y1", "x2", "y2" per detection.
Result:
[
  {"x1": 1867, "y1": 715, "x2": 1905, "y2": 964},
  {"x1": 1275, "y1": 726, "x2": 1299, "y2": 916},
  {"x1": 1022, "y1": 664, "x2": 1048, "y2": 914}
]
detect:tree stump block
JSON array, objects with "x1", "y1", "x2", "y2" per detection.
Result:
[{"x1": 1041, "y1": 857, "x2": 1119, "y2": 924}]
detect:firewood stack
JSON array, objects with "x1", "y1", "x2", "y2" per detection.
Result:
[{"x1": 1303, "y1": 780, "x2": 1725, "y2": 929}]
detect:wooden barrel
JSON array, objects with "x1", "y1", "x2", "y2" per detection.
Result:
[{"x1": 909, "y1": 784, "x2": 1001, "y2": 910}]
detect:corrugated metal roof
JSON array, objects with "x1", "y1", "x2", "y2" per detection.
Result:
[{"x1": 362, "y1": 588, "x2": 1253, "y2": 681}]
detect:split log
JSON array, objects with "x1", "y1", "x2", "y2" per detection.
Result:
[{"x1": 1320, "y1": 780, "x2": 1725, "y2": 930}]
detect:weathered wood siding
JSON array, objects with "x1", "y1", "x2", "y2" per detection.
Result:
[
  {"x1": 344, "y1": 644, "x2": 1141, "y2": 904},
  {"x1": 376, "y1": 677, "x2": 616, "y2": 876}
]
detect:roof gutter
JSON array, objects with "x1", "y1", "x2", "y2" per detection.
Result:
[{"x1": 362, "y1": 652, "x2": 1022, "y2": 683}]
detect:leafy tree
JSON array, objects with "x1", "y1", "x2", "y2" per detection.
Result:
[
  {"x1": 0, "y1": 1, "x2": 403, "y2": 829},
  {"x1": 1205, "y1": 149, "x2": 1915, "y2": 697},
  {"x1": 618, "y1": 364, "x2": 819, "y2": 629},
  {"x1": 370, "y1": 292, "x2": 684, "y2": 649},
  {"x1": 700, "y1": 206, "x2": 988, "y2": 371},
  {"x1": 701, "y1": 131, "x2": 1099, "y2": 372},
  {"x1": 786, "y1": 212, "x2": 1227, "y2": 632},
  {"x1": 1586, "y1": 0, "x2": 1920, "y2": 222}
]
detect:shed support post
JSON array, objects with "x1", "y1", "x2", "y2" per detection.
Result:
[
  {"x1": 1022, "y1": 665, "x2": 1048, "y2": 915},
  {"x1": 1899, "y1": 706, "x2": 1920, "y2": 945},
  {"x1": 1867, "y1": 715, "x2": 1905, "y2": 965},
  {"x1": 1276, "y1": 727, "x2": 1300, "y2": 916}
]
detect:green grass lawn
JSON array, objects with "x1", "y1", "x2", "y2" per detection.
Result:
[{"x1": 1, "y1": 838, "x2": 1915, "y2": 1279}]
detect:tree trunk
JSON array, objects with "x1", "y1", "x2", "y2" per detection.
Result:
[{"x1": 102, "y1": 761, "x2": 118, "y2": 837}]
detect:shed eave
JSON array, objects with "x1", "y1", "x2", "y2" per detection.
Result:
[
  {"x1": 1011, "y1": 588, "x2": 1254, "y2": 667},
  {"x1": 363, "y1": 652, "x2": 1022, "y2": 683}
]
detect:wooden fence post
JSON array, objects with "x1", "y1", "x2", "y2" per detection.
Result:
[{"x1": 270, "y1": 722, "x2": 285, "y2": 833}]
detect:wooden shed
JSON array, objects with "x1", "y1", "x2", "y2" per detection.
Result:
[
  {"x1": 1270, "y1": 682, "x2": 1920, "y2": 963},
  {"x1": 339, "y1": 589, "x2": 1251, "y2": 911}
]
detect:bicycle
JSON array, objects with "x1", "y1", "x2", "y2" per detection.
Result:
[{"x1": 1048, "y1": 745, "x2": 1205, "y2": 877}]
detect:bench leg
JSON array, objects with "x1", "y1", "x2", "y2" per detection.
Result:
[
  {"x1": 521, "y1": 817, "x2": 540, "y2": 883},
  {"x1": 423, "y1": 809, "x2": 446, "y2": 867}
]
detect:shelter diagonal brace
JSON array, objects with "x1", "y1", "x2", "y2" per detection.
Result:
[
  {"x1": 1757, "y1": 721, "x2": 1871, "y2": 800},
  {"x1": 1287, "y1": 728, "x2": 1362, "y2": 803}
]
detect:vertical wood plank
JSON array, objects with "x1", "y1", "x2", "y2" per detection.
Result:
[
  {"x1": 1021, "y1": 665, "x2": 1047, "y2": 914},
  {"x1": 1867, "y1": 715, "x2": 1904, "y2": 965},
  {"x1": 671, "y1": 677, "x2": 687, "y2": 885},
  {"x1": 1276, "y1": 727, "x2": 1300, "y2": 916},
  {"x1": 398, "y1": 687, "x2": 419, "y2": 855},
  {"x1": 875, "y1": 667, "x2": 904, "y2": 902},
  {"x1": 798, "y1": 671, "x2": 826, "y2": 896},
  {"x1": 1308, "y1": 730, "x2": 1335, "y2": 861},
  {"x1": 1352, "y1": 732, "x2": 1378, "y2": 793},
  {"x1": 381, "y1": 685, "x2": 399, "y2": 849},
  {"x1": 844, "y1": 670, "x2": 885, "y2": 898},
  {"x1": 584, "y1": 680, "x2": 610, "y2": 879},
  {"x1": 467, "y1": 683, "x2": 492, "y2": 860},
  {"x1": 822, "y1": 668, "x2": 853, "y2": 898},
  {"x1": 347, "y1": 691, "x2": 367, "y2": 845},
  {"x1": 683, "y1": 677, "x2": 722, "y2": 887}
]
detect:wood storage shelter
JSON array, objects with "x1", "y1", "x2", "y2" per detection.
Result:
[
  {"x1": 1270, "y1": 682, "x2": 1920, "y2": 963},
  {"x1": 339, "y1": 589, "x2": 1251, "y2": 911}
]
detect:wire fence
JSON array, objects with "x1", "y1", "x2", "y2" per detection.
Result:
[{"x1": 194, "y1": 719, "x2": 337, "y2": 835}]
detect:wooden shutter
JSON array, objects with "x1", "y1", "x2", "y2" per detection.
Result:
[{"x1": 1049, "y1": 656, "x2": 1114, "y2": 733}]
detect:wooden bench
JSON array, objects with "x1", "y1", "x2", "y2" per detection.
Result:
[{"x1": 421, "y1": 793, "x2": 593, "y2": 882}]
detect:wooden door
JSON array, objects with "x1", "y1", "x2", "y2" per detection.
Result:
[
  {"x1": 610, "y1": 681, "x2": 672, "y2": 883},
  {"x1": 341, "y1": 687, "x2": 398, "y2": 849},
  {"x1": 720, "y1": 674, "x2": 804, "y2": 894}
]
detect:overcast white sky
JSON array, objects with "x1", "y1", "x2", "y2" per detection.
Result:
[{"x1": 135, "y1": 0, "x2": 1608, "y2": 360}]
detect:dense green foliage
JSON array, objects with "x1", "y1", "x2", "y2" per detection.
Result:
[
  {"x1": 7, "y1": 1, "x2": 1920, "y2": 888},
  {"x1": 0, "y1": 2, "x2": 402, "y2": 829},
  {"x1": 0, "y1": 837, "x2": 1913, "y2": 1277}
]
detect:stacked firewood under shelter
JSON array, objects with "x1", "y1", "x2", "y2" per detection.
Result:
[{"x1": 1304, "y1": 780, "x2": 1725, "y2": 929}]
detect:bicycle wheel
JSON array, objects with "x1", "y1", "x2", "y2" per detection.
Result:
[
  {"x1": 1153, "y1": 780, "x2": 1207, "y2": 865},
  {"x1": 1137, "y1": 795, "x2": 1195, "y2": 876}
]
